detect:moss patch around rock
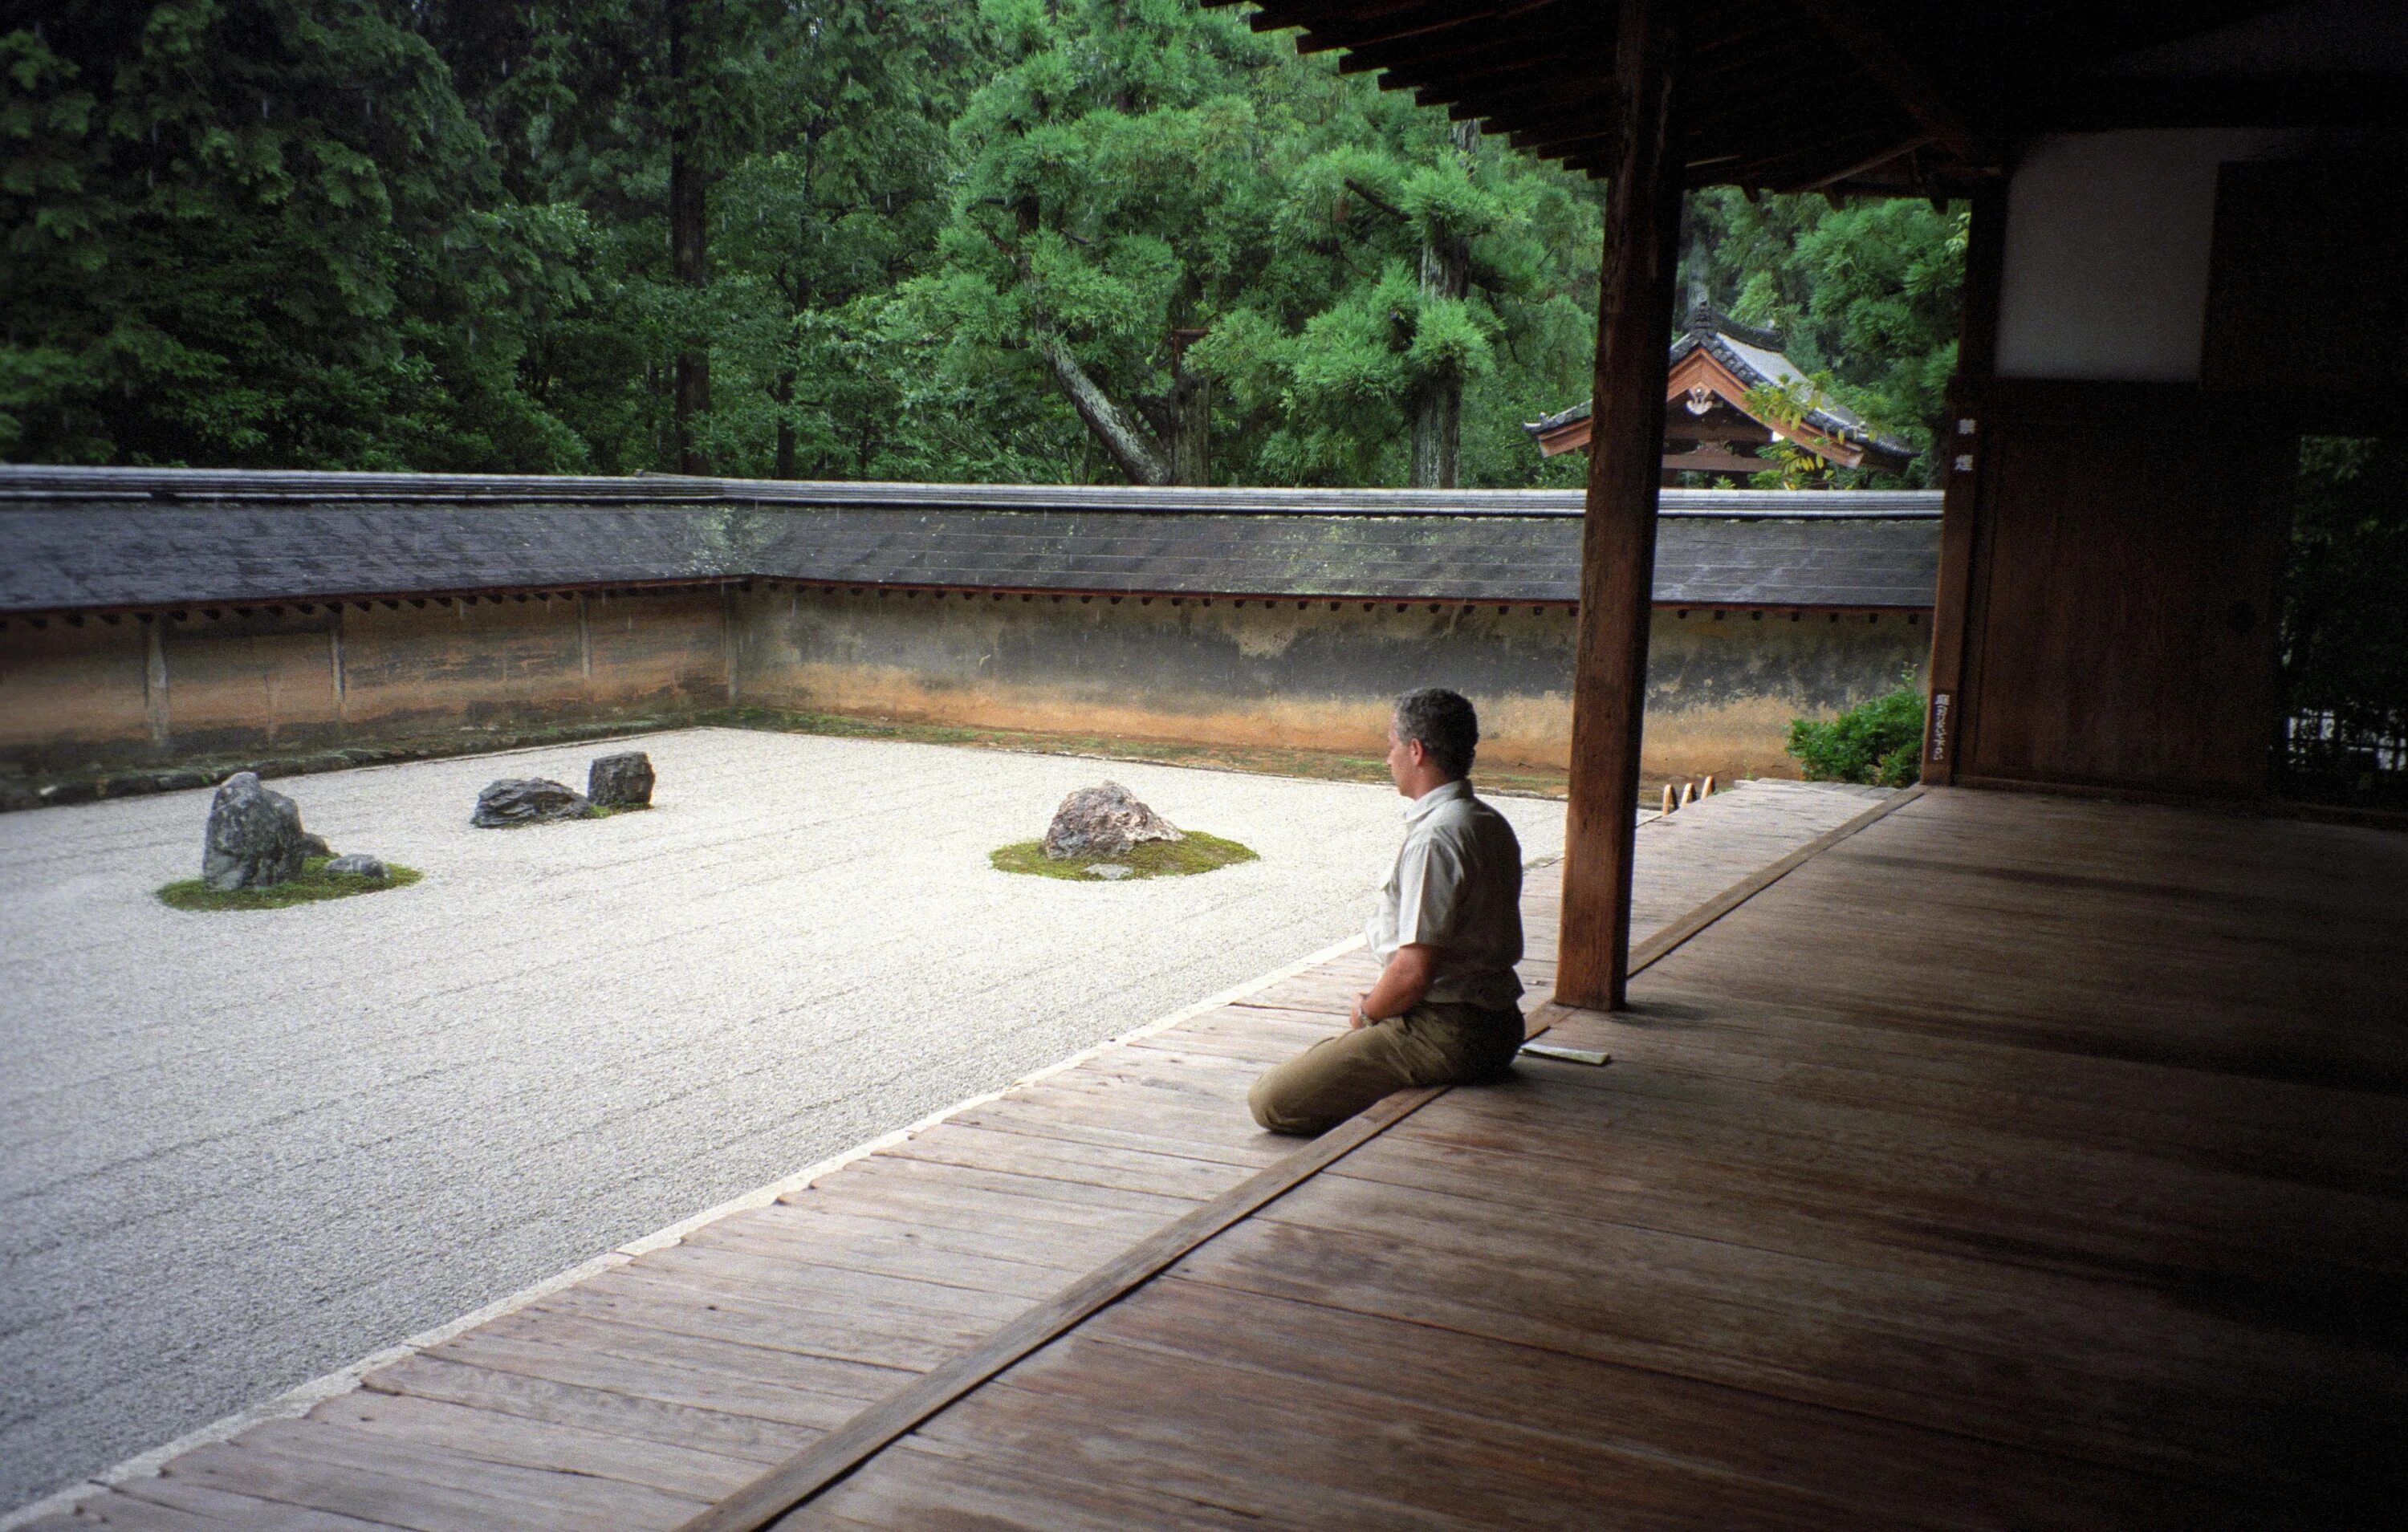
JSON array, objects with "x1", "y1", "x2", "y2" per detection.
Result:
[
  {"x1": 158, "y1": 855, "x2": 424, "y2": 912},
  {"x1": 990, "y1": 831, "x2": 1259, "y2": 883}
]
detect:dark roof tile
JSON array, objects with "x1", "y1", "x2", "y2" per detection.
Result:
[{"x1": 0, "y1": 469, "x2": 1939, "y2": 613}]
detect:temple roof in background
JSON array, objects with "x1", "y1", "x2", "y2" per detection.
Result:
[
  {"x1": 0, "y1": 468, "x2": 1942, "y2": 614},
  {"x1": 1526, "y1": 307, "x2": 1916, "y2": 471}
]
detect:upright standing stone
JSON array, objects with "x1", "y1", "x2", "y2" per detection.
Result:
[
  {"x1": 473, "y1": 778, "x2": 591, "y2": 827},
  {"x1": 588, "y1": 752, "x2": 656, "y2": 810},
  {"x1": 201, "y1": 772, "x2": 308, "y2": 890},
  {"x1": 1043, "y1": 782, "x2": 1183, "y2": 860}
]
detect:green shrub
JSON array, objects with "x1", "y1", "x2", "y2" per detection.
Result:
[{"x1": 1786, "y1": 678, "x2": 1926, "y2": 788}]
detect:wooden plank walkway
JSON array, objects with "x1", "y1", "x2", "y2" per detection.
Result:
[
  {"x1": 762, "y1": 788, "x2": 2408, "y2": 1531},
  {"x1": 22, "y1": 780, "x2": 1886, "y2": 1530}
]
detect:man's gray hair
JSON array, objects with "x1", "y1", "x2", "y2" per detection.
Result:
[{"x1": 1393, "y1": 688, "x2": 1479, "y2": 779}]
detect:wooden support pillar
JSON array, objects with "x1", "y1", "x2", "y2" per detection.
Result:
[
  {"x1": 1920, "y1": 177, "x2": 2007, "y2": 782},
  {"x1": 1556, "y1": 0, "x2": 1684, "y2": 1013}
]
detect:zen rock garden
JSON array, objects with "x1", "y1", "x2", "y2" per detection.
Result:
[
  {"x1": 991, "y1": 782, "x2": 1258, "y2": 882},
  {"x1": 159, "y1": 772, "x2": 417, "y2": 911},
  {"x1": 473, "y1": 750, "x2": 656, "y2": 827},
  {"x1": 157, "y1": 754, "x2": 1259, "y2": 908},
  {"x1": 157, "y1": 749, "x2": 657, "y2": 910}
]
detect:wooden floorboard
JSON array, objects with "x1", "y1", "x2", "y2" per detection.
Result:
[
  {"x1": 154, "y1": 1424, "x2": 705, "y2": 1531},
  {"x1": 50, "y1": 782, "x2": 1892, "y2": 1531},
  {"x1": 783, "y1": 788, "x2": 2408, "y2": 1530},
  {"x1": 360, "y1": 1354, "x2": 813, "y2": 1464},
  {"x1": 1069, "y1": 1281, "x2": 2209, "y2": 1530},
  {"x1": 87, "y1": 1479, "x2": 397, "y2": 1530}
]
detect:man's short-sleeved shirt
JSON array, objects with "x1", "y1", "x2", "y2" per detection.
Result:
[{"x1": 1367, "y1": 778, "x2": 1524, "y2": 1010}]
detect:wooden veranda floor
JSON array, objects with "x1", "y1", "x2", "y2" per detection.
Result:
[
  {"x1": 35, "y1": 784, "x2": 2408, "y2": 1529},
  {"x1": 764, "y1": 787, "x2": 2408, "y2": 1532}
]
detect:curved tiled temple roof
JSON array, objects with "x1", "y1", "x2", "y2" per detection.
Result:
[
  {"x1": 0, "y1": 467, "x2": 1942, "y2": 614},
  {"x1": 1527, "y1": 307, "x2": 1918, "y2": 469}
]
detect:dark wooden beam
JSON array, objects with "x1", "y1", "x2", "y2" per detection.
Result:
[
  {"x1": 2015, "y1": 74, "x2": 2408, "y2": 136},
  {"x1": 1785, "y1": 132, "x2": 1935, "y2": 194},
  {"x1": 1413, "y1": 30, "x2": 1614, "y2": 95},
  {"x1": 1558, "y1": 0, "x2": 1684, "y2": 1013},
  {"x1": 1287, "y1": 1, "x2": 1518, "y2": 57},
  {"x1": 1338, "y1": 18, "x2": 1588, "y2": 81},
  {"x1": 1786, "y1": 0, "x2": 1979, "y2": 162},
  {"x1": 1723, "y1": 124, "x2": 1898, "y2": 187},
  {"x1": 1918, "y1": 177, "x2": 2006, "y2": 784},
  {"x1": 1509, "y1": 125, "x2": 1612, "y2": 158}
]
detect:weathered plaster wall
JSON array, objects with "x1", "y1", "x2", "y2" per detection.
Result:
[
  {"x1": 0, "y1": 590, "x2": 733, "y2": 767},
  {"x1": 0, "y1": 583, "x2": 1922, "y2": 782},
  {"x1": 733, "y1": 587, "x2": 1926, "y2": 781},
  {"x1": 0, "y1": 618, "x2": 153, "y2": 751},
  {"x1": 1645, "y1": 607, "x2": 1926, "y2": 778}
]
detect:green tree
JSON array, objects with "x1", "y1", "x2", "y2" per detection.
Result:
[
  {"x1": 413, "y1": 0, "x2": 977, "y2": 480},
  {"x1": 1199, "y1": 101, "x2": 1601, "y2": 487},
  {"x1": 903, "y1": 0, "x2": 1601, "y2": 487},
  {"x1": 1684, "y1": 189, "x2": 1965, "y2": 485},
  {"x1": 701, "y1": 0, "x2": 977, "y2": 478},
  {"x1": 3, "y1": 0, "x2": 584, "y2": 468},
  {"x1": 901, "y1": 0, "x2": 1283, "y2": 485}
]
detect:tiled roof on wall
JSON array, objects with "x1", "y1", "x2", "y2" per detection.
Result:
[{"x1": 0, "y1": 468, "x2": 1942, "y2": 614}]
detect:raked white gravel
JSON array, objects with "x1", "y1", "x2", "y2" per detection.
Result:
[{"x1": 0, "y1": 726, "x2": 1565, "y2": 1513}]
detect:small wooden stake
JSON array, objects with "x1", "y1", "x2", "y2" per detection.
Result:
[
  {"x1": 1702, "y1": 773, "x2": 1717, "y2": 796},
  {"x1": 1661, "y1": 784, "x2": 1677, "y2": 815},
  {"x1": 1679, "y1": 781, "x2": 1696, "y2": 807}
]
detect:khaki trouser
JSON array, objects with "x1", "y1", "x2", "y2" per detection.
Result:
[{"x1": 1247, "y1": 1000, "x2": 1523, "y2": 1136}]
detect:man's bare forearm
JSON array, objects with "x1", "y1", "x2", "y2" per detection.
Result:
[{"x1": 1352, "y1": 944, "x2": 1438, "y2": 1028}]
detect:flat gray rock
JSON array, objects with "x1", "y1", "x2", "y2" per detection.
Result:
[
  {"x1": 588, "y1": 752, "x2": 655, "y2": 810},
  {"x1": 323, "y1": 854, "x2": 389, "y2": 880},
  {"x1": 472, "y1": 778, "x2": 590, "y2": 828},
  {"x1": 201, "y1": 773, "x2": 307, "y2": 891},
  {"x1": 1043, "y1": 782, "x2": 1182, "y2": 860},
  {"x1": 1088, "y1": 864, "x2": 1134, "y2": 880}
]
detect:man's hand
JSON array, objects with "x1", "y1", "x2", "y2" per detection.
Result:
[{"x1": 1354, "y1": 945, "x2": 1438, "y2": 1030}]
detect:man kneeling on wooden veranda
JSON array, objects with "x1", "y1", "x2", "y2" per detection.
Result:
[{"x1": 1248, "y1": 688, "x2": 1525, "y2": 1136}]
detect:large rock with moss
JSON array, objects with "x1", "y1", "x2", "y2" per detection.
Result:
[
  {"x1": 201, "y1": 772, "x2": 308, "y2": 891},
  {"x1": 1043, "y1": 782, "x2": 1183, "y2": 860},
  {"x1": 588, "y1": 752, "x2": 655, "y2": 809},
  {"x1": 473, "y1": 778, "x2": 590, "y2": 827}
]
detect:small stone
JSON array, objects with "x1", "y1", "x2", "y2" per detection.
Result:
[
  {"x1": 324, "y1": 854, "x2": 389, "y2": 880},
  {"x1": 588, "y1": 751, "x2": 656, "y2": 810},
  {"x1": 299, "y1": 831, "x2": 333, "y2": 858},
  {"x1": 1042, "y1": 782, "x2": 1183, "y2": 860},
  {"x1": 1087, "y1": 864, "x2": 1134, "y2": 880},
  {"x1": 202, "y1": 772, "x2": 309, "y2": 891},
  {"x1": 473, "y1": 778, "x2": 592, "y2": 827}
]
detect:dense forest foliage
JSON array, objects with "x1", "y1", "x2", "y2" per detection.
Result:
[{"x1": 3, "y1": 0, "x2": 1964, "y2": 486}]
